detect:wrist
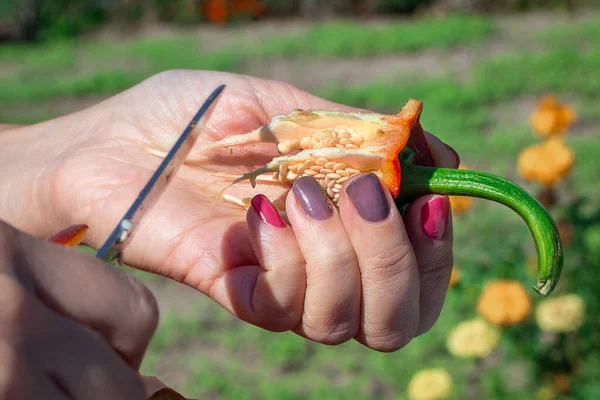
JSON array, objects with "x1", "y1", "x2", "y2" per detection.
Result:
[{"x1": 0, "y1": 119, "x2": 73, "y2": 238}]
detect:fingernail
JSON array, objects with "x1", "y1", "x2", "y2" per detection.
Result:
[
  {"x1": 421, "y1": 196, "x2": 449, "y2": 240},
  {"x1": 346, "y1": 174, "x2": 390, "y2": 222},
  {"x1": 292, "y1": 176, "x2": 333, "y2": 220},
  {"x1": 46, "y1": 224, "x2": 89, "y2": 247},
  {"x1": 250, "y1": 194, "x2": 286, "y2": 228},
  {"x1": 443, "y1": 143, "x2": 461, "y2": 168}
]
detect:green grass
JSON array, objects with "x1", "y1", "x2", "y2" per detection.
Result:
[
  {"x1": 536, "y1": 16, "x2": 600, "y2": 48},
  {"x1": 2, "y1": 12, "x2": 600, "y2": 400},
  {"x1": 0, "y1": 14, "x2": 496, "y2": 115},
  {"x1": 250, "y1": 15, "x2": 497, "y2": 58}
]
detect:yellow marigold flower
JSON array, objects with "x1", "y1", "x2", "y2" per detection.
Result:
[
  {"x1": 449, "y1": 267, "x2": 460, "y2": 288},
  {"x1": 447, "y1": 319, "x2": 500, "y2": 358},
  {"x1": 517, "y1": 136, "x2": 575, "y2": 187},
  {"x1": 407, "y1": 368, "x2": 453, "y2": 400},
  {"x1": 476, "y1": 280, "x2": 531, "y2": 325},
  {"x1": 530, "y1": 95, "x2": 577, "y2": 137},
  {"x1": 449, "y1": 164, "x2": 473, "y2": 215},
  {"x1": 535, "y1": 294, "x2": 585, "y2": 333}
]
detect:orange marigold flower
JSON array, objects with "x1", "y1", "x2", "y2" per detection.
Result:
[
  {"x1": 552, "y1": 373, "x2": 571, "y2": 395},
  {"x1": 530, "y1": 95, "x2": 577, "y2": 137},
  {"x1": 449, "y1": 165, "x2": 473, "y2": 215},
  {"x1": 449, "y1": 195, "x2": 473, "y2": 215},
  {"x1": 517, "y1": 136, "x2": 575, "y2": 187},
  {"x1": 476, "y1": 280, "x2": 532, "y2": 325}
]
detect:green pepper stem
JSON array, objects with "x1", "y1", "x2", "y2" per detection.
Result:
[{"x1": 395, "y1": 161, "x2": 563, "y2": 296}]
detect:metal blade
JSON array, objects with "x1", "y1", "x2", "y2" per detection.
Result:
[{"x1": 96, "y1": 84, "x2": 226, "y2": 263}]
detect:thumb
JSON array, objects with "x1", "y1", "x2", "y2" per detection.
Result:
[{"x1": 5, "y1": 221, "x2": 160, "y2": 369}]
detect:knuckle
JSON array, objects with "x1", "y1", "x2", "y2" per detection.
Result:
[
  {"x1": 362, "y1": 244, "x2": 414, "y2": 285},
  {"x1": 311, "y1": 246, "x2": 357, "y2": 272},
  {"x1": 363, "y1": 327, "x2": 414, "y2": 353},
  {"x1": 253, "y1": 297, "x2": 302, "y2": 333},
  {"x1": 369, "y1": 333, "x2": 413, "y2": 353},
  {"x1": 362, "y1": 317, "x2": 416, "y2": 353},
  {"x1": 301, "y1": 314, "x2": 358, "y2": 346}
]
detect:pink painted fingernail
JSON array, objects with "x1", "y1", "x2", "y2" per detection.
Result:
[
  {"x1": 443, "y1": 143, "x2": 461, "y2": 168},
  {"x1": 421, "y1": 196, "x2": 449, "y2": 240},
  {"x1": 251, "y1": 194, "x2": 286, "y2": 228}
]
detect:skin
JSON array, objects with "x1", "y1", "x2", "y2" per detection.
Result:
[
  {"x1": 0, "y1": 70, "x2": 458, "y2": 380},
  {"x1": 0, "y1": 220, "x2": 157, "y2": 399}
]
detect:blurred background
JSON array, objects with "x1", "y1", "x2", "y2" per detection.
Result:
[{"x1": 2, "y1": 1, "x2": 600, "y2": 399}]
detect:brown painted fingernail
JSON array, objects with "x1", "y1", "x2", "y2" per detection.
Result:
[
  {"x1": 421, "y1": 196, "x2": 449, "y2": 240},
  {"x1": 292, "y1": 176, "x2": 333, "y2": 220},
  {"x1": 443, "y1": 143, "x2": 461, "y2": 168},
  {"x1": 250, "y1": 195, "x2": 286, "y2": 228},
  {"x1": 346, "y1": 174, "x2": 390, "y2": 222}
]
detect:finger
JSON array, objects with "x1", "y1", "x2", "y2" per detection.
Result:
[
  {"x1": 48, "y1": 315, "x2": 147, "y2": 400},
  {"x1": 0, "y1": 341, "x2": 69, "y2": 400},
  {"x1": 141, "y1": 375, "x2": 168, "y2": 397},
  {"x1": 0, "y1": 274, "x2": 145, "y2": 400},
  {"x1": 404, "y1": 129, "x2": 458, "y2": 335},
  {"x1": 404, "y1": 194, "x2": 453, "y2": 335},
  {"x1": 339, "y1": 174, "x2": 420, "y2": 352},
  {"x1": 285, "y1": 177, "x2": 362, "y2": 345},
  {"x1": 3, "y1": 221, "x2": 159, "y2": 369},
  {"x1": 424, "y1": 130, "x2": 460, "y2": 169},
  {"x1": 218, "y1": 194, "x2": 306, "y2": 331}
]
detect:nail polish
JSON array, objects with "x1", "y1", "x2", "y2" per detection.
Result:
[
  {"x1": 250, "y1": 194, "x2": 286, "y2": 228},
  {"x1": 46, "y1": 224, "x2": 89, "y2": 247},
  {"x1": 292, "y1": 176, "x2": 333, "y2": 220},
  {"x1": 421, "y1": 196, "x2": 450, "y2": 240},
  {"x1": 346, "y1": 174, "x2": 391, "y2": 222}
]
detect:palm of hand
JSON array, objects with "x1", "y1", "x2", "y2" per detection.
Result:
[{"x1": 52, "y1": 70, "x2": 359, "y2": 317}]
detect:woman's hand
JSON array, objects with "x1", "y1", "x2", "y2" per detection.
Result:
[
  {"x1": 1, "y1": 70, "x2": 459, "y2": 351},
  {"x1": 0, "y1": 220, "x2": 158, "y2": 399}
]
